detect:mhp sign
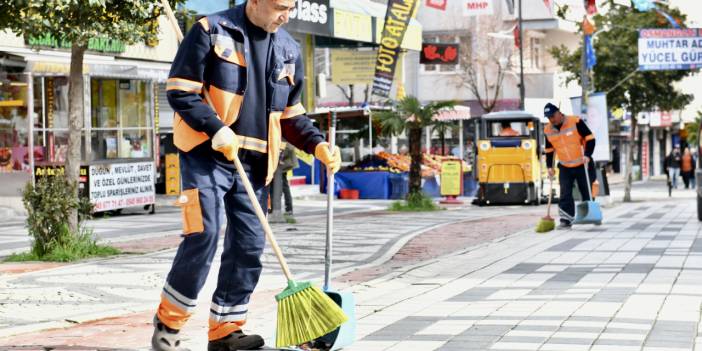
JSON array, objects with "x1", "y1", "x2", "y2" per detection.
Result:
[{"x1": 638, "y1": 28, "x2": 702, "y2": 70}]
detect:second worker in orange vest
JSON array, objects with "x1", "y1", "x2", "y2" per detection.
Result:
[{"x1": 543, "y1": 103, "x2": 596, "y2": 229}]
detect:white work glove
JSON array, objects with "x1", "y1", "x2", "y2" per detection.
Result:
[{"x1": 211, "y1": 127, "x2": 239, "y2": 161}]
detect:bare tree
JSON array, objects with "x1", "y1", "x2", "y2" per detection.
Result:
[
  {"x1": 456, "y1": 17, "x2": 515, "y2": 113},
  {"x1": 336, "y1": 84, "x2": 370, "y2": 106}
]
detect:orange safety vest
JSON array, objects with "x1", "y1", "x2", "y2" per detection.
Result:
[
  {"x1": 682, "y1": 153, "x2": 694, "y2": 172},
  {"x1": 544, "y1": 116, "x2": 594, "y2": 168},
  {"x1": 499, "y1": 127, "x2": 520, "y2": 137}
]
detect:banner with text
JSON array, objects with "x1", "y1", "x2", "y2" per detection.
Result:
[
  {"x1": 89, "y1": 162, "x2": 155, "y2": 212},
  {"x1": 638, "y1": 28, "x2": 702, "y2": 70},
  {"x1": 331, "y1": 49, "x2": 376, "y2": 85},
  {"x1": 371, "y1": 0, "x2": 419, "y2": 97},
  {"x1": 462, "y1": 0, "x2": 494, "y2": 17}
]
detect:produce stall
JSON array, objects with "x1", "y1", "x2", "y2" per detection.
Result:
[{"x1": 323, "y1": 152, "x2": 468, "y2": 199}]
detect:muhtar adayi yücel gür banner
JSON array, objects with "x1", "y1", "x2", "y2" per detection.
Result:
[{"x1": 638, "y1": 28, "x2": 702, "y2": 70}]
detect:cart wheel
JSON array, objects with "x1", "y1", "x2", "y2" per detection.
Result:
[
  {"x1": 145, "y1": 204, "x2": 156, "y2": 214},
  {"x1": 595, "y1": 221, "x2": 602, "y2": 226}
]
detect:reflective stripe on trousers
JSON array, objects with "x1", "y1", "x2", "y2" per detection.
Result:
[{"x1": 157, "y1": 143, "x2": 268, "y2": 341}]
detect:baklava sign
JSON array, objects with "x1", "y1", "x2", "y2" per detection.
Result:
[{"x1": 420, "y1": 43, "x2": 459, "y2": 65}]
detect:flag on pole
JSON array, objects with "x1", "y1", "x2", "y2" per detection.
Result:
[
  {"x1": 505, "y1": 0, "x2": 514, "y2": 14},
  {"x1": 582, "y1": 17, "x2": 595, "y2": 35},
  {"x1": 654, "y1": 8, "x2": 681, "y2": 28},
  {"x1": 513, "y1": 24, "x2": 520, "y2": 48},
  {"x1": 632, "y1": 0, "x2": 655, "y2": 12},
  {"x1": 585, "y1": 0, "x2": 597, "y2": 15},
  {"x1": 585, "y1": 34, "x2": 596, "y2": 69}
]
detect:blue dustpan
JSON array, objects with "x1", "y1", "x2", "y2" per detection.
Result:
[
  {"x1": 574, "y1": 200, "x2": 602, "y2": 225},
  {"x1": 317, "y1": 112, "x2": 356, "y2": 350},
  {"x1": 573, "y1": 163, "x2": 603, "y2": 225}
]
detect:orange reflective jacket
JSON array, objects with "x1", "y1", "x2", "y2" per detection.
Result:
[
  {"x1": 167, "y1": 5, "x2": 323, "y2": 184},
  {"x1": 682, "y1": 154, "x2": 693, "y2": 172},
  {"x1": 544, "y1": 116, "x2": 595, "y2": 168}
]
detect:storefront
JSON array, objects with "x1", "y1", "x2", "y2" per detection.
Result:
[{"x1": 0, "y1": 27, "x2": 178, "y2": 211}]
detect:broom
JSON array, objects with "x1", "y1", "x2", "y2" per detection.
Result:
[
  {"x1": 536, "y1": 176, "x2": 555, "y2": 233},
  {"x1": 160, "y1": 1, "x2": 347, "y2": 347}
]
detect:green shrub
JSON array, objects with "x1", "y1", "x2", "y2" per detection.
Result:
[
  {"x1": 5, "y1": 227, "x2": 120, "y2": 262},
  {"x1": 389, "y1": 192, "x2": 440, "y2": 212},
  {"x1": 18, "y1": 175, "x2": 117, "y2": 262}
]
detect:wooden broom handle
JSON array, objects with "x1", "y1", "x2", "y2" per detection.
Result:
[{"x1": 160, "y1": 0, "x2": 294, "y2": 281}]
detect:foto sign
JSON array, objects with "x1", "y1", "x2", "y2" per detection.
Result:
[{"x1": 638, "y1": 28, "x2": 702, "y2": 70}]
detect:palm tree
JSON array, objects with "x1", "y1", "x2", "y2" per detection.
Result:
[{"x1": 377, "y1": 96, "x2": 456, "y2": 196}]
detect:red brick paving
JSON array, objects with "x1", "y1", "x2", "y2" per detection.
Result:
[
  {"x1": 0, "y1": 209, "x2": 541, "y2": 350},
  {"x1": 338, "y1": 211, "x2": 540, "y2": 284}
]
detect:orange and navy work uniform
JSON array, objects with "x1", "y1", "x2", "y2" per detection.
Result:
[
  {"x1": 544, "y1": 116, "x2": 596, "y2": 224},
  {"x1": 158, "y1": 4, "x2": 325, "y2": 342}
]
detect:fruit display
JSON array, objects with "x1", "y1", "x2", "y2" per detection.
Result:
[{"x1": 346, "y1": 152, "x2": 470, "y2": 177}]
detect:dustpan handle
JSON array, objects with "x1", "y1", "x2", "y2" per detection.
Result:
[
  {"x1": 324, "y1": 111, "x2": 337, "y2": 290},
  {"x1": 161, "y1": 0, "x2": 295, "y2": 281},
  {"x1": 583, "y1": 161, "x2": 593, "y2": 201}
]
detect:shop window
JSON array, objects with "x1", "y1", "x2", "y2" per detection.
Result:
[
  {"x1": 0, "y1": 73, "x2": 29, "y2": 172},
  {"x1": 31, "y1": 76, "x2": 73, "y2": 165},
  {"x1": 529, "y1": 37, "x2": 542, "y2": 70},
  {"x1": 488, "y1": 121, "x2": 529, "y2": 138},
  {"x1": 90, "y1": 78, "x2": 153, "y2": 160}
]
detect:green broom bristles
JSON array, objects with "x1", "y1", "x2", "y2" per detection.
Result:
[
  {"x1": 535, "y1": 217, "x2": 555, "y2": 233},
  {"x1": 275, "y1": 280, "x2": 348, "y2": 348}
]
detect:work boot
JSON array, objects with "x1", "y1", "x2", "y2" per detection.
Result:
[
  {"x1": 557, "y1": 221, "x2": 572, "y2": 230},
  {"x1": 208, "y1": 330, "x2": 265, "y2": 351},
  {"x1": 151, "y1": 315, "x2": 190, "y2": 351}
]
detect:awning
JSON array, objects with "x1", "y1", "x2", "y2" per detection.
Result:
[
  {"x1": 432, "y1": 106, "x2": 472, "y2": 122},
  {"x1": 330, "y1": 0, "x2": 422, "y2": 51},
  {"x1": 0, "y1": 47, "x2": 171, "y2": 82}
]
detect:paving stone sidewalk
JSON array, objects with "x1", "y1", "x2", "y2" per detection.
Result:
[
  {"x1": 344, "y1": 192, "x2": 702, "y2": 351},
  {"x1": 0, "y1": 202, "x2": 533, "y2": 344},
  {"x1": 3, "y1": 182, "x2": 699, "y2": 351}
]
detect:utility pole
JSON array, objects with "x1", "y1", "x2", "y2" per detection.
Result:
[
  {"x1": 580, "y1": 17, "x2": 589, "y2": 117},
  {"x1": 518, "y1": 0, "x2": 525, "y2": 110}
]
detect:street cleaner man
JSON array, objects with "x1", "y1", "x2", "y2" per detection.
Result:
[
  {"x1": 543, "y1": 103, "x2": 596, "y2": 229},
  {"x1": 151, "y1": 1, "x2": 341, "y2": 350}
]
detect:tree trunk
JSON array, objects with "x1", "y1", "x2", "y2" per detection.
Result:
[
  {"x1": 408, "y1": 127, "x2": 423, "y2": 195},
  {"x1": 623, "y1": 114, "x2": 638, "y2": 202},
  {"x1": 66, "y1": 43, "x2": 87, "y2": 234},
  {"x1": 440, "y1": 132, "x2": 445, "y2": 156}
]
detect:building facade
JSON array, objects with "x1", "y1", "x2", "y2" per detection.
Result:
[{"x1": 0, "y1": 17, "x2": 178, "y2": 209}]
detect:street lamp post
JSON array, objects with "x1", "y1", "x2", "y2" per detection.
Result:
[{"x1": 518, "y1": 0, "x2": 525, "y2": 110}]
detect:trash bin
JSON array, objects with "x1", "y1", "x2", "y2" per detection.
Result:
[{"x1": 389, "y1": 172, "x2": 409, "y2": 199}]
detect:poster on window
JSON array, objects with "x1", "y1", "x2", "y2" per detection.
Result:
[
  {"x1": 89, "y1": 161, "x2": 155, "y2": 212},
  {"x1": 570, "y1": 93, "x2": 611, "y2": 162}
]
